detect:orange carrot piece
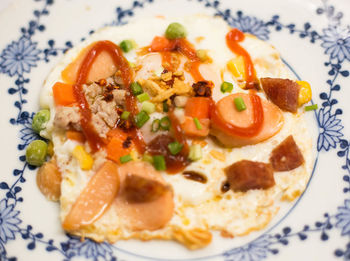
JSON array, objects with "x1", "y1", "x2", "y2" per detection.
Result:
[
  {"x1": 106, "y1": 129, "x2": 134, "y2": 164},
  {"x1": 52, "y1": 82, "x2": 76, "y2": 106},
  {"x1": 181, "y1": 117, "x2": 210, "y2": 137},
  {"x1": 150, "y1": 36, "x2": 171, "y2": 52},
  {"x1": 185, "y1": 97, "x2": 211, "y2": 119},
  {"x1": 62, "y1": 161, "x2": 120, "y2": 231},
  {"x1": 66, "y1": 130, "x2": 85, "y2": 143}
]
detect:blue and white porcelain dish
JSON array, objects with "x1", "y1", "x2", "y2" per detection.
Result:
[{"x1": 0, "y1": 0, "x2": 349, "y2": 260}]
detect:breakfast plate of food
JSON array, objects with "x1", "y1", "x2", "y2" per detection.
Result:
[{"x1": 0, "y1": 0, "x2": 349, "y2": 260}]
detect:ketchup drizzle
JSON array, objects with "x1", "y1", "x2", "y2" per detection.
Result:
[
  {"x1": 150, "y1": 38, "x2": 204, "y2": 82},
  {"x1": 226, "y1": 28, "x2": 257, "y2": 89},
  {"x1": 211, "y1": 93, "x2": 264, "y2": 137},
  {"x1": 73, "y1": 40, "x2": 145, "y2": 152}
]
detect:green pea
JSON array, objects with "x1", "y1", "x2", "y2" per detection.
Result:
[
  {"x1": 26, "y1": 140, "x2": 48, "y2": 166},
  {"x1": 119, "y1": 39, "x2": 136, "y2": 53},
  {"x1": 32, "y1": 109, "x2": 50, "y2": 133},
  {"x1": 165, "y1": 22, "x2": 187, "y2": 39}
]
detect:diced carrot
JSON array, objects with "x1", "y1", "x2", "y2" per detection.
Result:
[
  {"x1": 52, "y1": 82, "x2": 76, "y2": 106},
  {"x1": 62, "y1": 161, "x2": 120, "y2": 231},
  {"x1": 150, "y1": 36, "x2": 171, "y2": 52},
  {"x1": 184, "y1": 97, "x2": 211, "y2": 119},
  {"x1": 66, "y1": 130, "x2": 85, "y2": 143},
  {"x1": 106, "y1": 128, "x2": 127, "y2": 140},
  {"x1": 181, "y1": 117, "x2": 210, "y2": 137},
  {"x1": 106, "y1": 128, "x2": 134, "y2": 164}
]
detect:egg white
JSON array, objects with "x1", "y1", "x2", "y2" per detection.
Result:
[{"x1": 41, "y1": 15, "x2": 314, "y2": 246}]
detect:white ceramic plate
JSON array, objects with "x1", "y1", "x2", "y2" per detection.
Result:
[{"x1": 0, "y1": 0, "x2": 349, "y2": 260}]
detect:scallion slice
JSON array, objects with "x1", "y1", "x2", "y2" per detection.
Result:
[
  {"x1": 188, "y1": 144, "x2": 202, "y2": 161},
  {"x1": 220, "y1": 81, "x2": 233, "y2": 93},
  {"x1": 160, "y1": 116, "x2": 171, "y2": 130},
  {"x1": 130, "y1": 82, "x2": 143, "y2": 96},
  {"x1": 142, "y1": 153, "x2": 154, "y2": 163},
  {"x1": 121, "y1": 111, "x2": 130, "y2": 120},
  {"x1": 153, "y1": 155, "x2": 166, "y2": 171},
  {"x1": 137, "y1": 93, "x2": 150, "y2": 103},
  {"x1": 151, "y1": 119, "x2": 160, "y2": 132},
  {"x1": 305, "y1": 104, "x2": 318, "y2": 111},
  {"x1": 141, "y1": 101, "x2": 155, "y2": 114},
  {"x1": 120, "y1": 154, "x2": 133, "y2": 164},
  {"x1": 193, "y1": 117, "x2": 202, "y2": 130},
  {"x1": 163, "y1": 100, "x2": 169, "y2": 112},
  {"x1": 134, "y1": 111, "x2": 150, "y2": 128},
  {"x1": 168, "y1": 141, "x2": 183, "y2": 155},
  {"x1": 234, "y1": 97, "x2": 246, "y2": 112}
]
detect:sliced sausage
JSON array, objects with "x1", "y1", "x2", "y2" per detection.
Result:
[
  {"x1": 115, "y1": 161, "x2": 174, "y2": 231},
  {"x1": 224, "y1": 160, "x2": 275, "y2": 192},
  {"x1": 210, "y1": 93, "x2": 284, "y2": 147},
  {"x1": 124, "y1": 174, "x2": 169, "y2": 203},
  {"x1": 61, "y1": 43, "x2": 118, "y2": 84},
  {"x1": 269, "y1": 135, "x2": 304, "y2": 171},
  {"x1": 260, "y1": 78, "x2": 300, "y2": 113}
]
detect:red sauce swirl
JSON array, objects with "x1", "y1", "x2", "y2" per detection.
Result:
[
  {"x1": 73, "y1": 40, "x2": 145, "y2": 152},
  {"x1": 211, "y1": 93, "x2": 264, "y2": 137},
  {"x1": 226, "y1": 28, "x2": 257, "y2": 89},
  {"x1": 150, "y1": 38, "x2": 204, "y2": 82}
]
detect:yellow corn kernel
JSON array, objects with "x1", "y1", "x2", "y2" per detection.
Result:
[
  {"x1": 297, "y1": 80, "x2": 312, "y2": 106},
  {"x1": 227, "y1": 56, "x2": 245, "y2": 79},
  {"x1": 72, "y1": 145, "x2": 94, "y2": 170}
]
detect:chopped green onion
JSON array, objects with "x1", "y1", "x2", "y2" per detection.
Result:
[
  {"x1": 153, "y1": 155, "x2": 166, "y2": 171},
  {"x1": 141, "y1": 101, "x2": 155, "y2": 114},
  {"x1": 193, "y1": 117, "x2": 202, "y2": 130},
  {"x1": 121, "y1": 111, "x2": 130, "y2": 120},
  {"x1": 130, "y1": 82, "x2": 143, "y2": 96},
  {"x1": 137, "y1": 92, "x2": 150, "y2": 103},
  {"x1": 234, "y1": 97, "x2": 246, "y2": 112},
  {"x1": 305, "y1": 104, "x2": 318, "y2": 111},
  {"x1": 188, "y1": 144, "x2": 202, "y2": 161},
  {"x1": 142, "y1": 153, "x2": 154, "y2": 163},
  {"x1": 151, "y1": 119, "x2": 160, "y2": 132},
  {"x1": 120, "y1": 154, "x2": 133, "y2": 164},
  {"x1": 168, "y1": 141, "x2": 183, "y2": 155},
  {"x1": 165, "y1": 22, "x2": 187, "y2": 40},
  {"x1": 119, "y1": 39, "x2": 136, "y2": 53},
  {"x1": 163, "y1": 100, "x2": 169, "y2": 112},
  {"x1": 134, "y1": 111, "x2": 150, "y2": 128},
  {"x1": 220, "y1": 81, "x2": 233, "y2": 93},
  {"x1": 160, "y1": 116, "x2": 171, "y2": 130}
]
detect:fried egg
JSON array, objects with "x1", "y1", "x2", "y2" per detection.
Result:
[{"x1": 39, "y1": 15, "x2": 314, "y2": 249}]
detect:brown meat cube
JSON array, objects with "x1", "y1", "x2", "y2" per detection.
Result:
[
  {"x1": 224, "y1": 160, "x2": 275, "y2": 192},
  {"x1": 260, "y1": 78, "x2": 300, "y2": 113},
  {"x1": 269, "y1": 135, "x2": 304, "y2": 171}
]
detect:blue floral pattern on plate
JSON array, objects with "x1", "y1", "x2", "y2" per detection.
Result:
[{"x1": 0, "y1": 0, "x2": 349, "y2": 260}]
